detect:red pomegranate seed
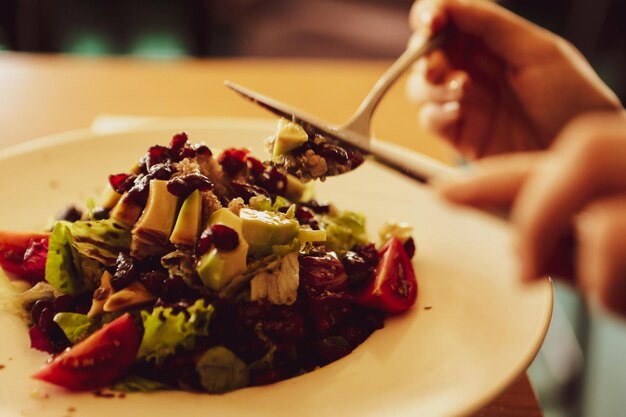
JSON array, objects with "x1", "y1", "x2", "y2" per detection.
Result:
[
  {"x1": 109, "y1": 173, "x2": 131, "y2": 193},
  {"x1": 197, "y1": 228, "x2": 213, "y2": 255},
  {"x1": 170, "y1": 132, "x2": 188, "y2": 153},
  {"x1": 217, "y1": 148, "x2": 249, "y2": 177},
  {"x1": 247, "y1": 157, "x2": 266, "y2": 177},
  {"x1": 146, "y1": 145, "x2": 170, "y2": 168},
  {"x1": 210, "y1": 224, "x2": 239, "y2": 251}
]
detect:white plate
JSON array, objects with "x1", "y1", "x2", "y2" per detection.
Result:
[{"x1": 0, "y1": 118, "x2": 552, "y2": 417}]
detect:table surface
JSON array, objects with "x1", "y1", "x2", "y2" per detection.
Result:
[{"x1": 0, "y1": 53, "x2": 542, "y2": 417}]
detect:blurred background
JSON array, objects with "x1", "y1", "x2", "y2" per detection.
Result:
[
  {"x1": 0, "y1": 0, "x2": 623, "y2": 101},
  {"x1": 1, "y1": 1, "x2": 625, "y2": 416}
]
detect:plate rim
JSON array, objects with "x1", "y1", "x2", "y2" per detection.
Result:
[{"x1": 0, "y1": 117, "x2": 554, "y2": 416}]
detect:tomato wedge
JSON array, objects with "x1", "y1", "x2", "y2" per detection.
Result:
[
  {"x1": 355, "y1": 237, "x2": 417, "y2": 313},
  {"x1": 33, "y1": 313, "x2": 140, "y2": 391},
  {"x1": 0, "y1": 231, "x2": 49, "y2": 283}
]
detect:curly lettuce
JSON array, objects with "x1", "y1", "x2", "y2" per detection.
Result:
[
  {"x1": 138, "y1": 299, "x2": 214, "y2": 365},
  {"x1": 321, "y1": 211, "x2": 368, "y2": 252},
  {"x1": 44, "y1": 220, "x2": 130, "y2": 295}
]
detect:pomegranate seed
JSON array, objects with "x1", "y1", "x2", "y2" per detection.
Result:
[
  {"x1": 146, "y1": 145, "x2": 170, "y2": 168},
  {"x1": 109, "y1": 173, "x2": 135, "y2": 194},
  {"x1": 169, "y1": 132, "x2": 188, "y2": 153},
  {"x1": 218, "y1": 148, "x2": 249, "y2": 176},
  {"x1": 210, "y1": 224, "x2": 239, "y2": 251},
  {"x1": 197, "y1": 228, "x2": 213, "y2": 255},
  {"x1": 246, "y1": 157, "x2": 266, "y2": 177}
]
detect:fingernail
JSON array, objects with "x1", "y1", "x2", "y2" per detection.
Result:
[{"x1": 420, "y1": 7, "x2": 435, "y2": 28}]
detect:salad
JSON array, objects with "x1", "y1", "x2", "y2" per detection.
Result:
[{"x1": 0, "y1": 121, "x2": 417, "y2": 394}]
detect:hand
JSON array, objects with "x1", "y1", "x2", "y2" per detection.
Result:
[
  {"x1": 438, "y1": 112, "x2": 626, "y2": 317},
  {"x1": 406, "y1": 0, "x2": 622, "y2": 159}
]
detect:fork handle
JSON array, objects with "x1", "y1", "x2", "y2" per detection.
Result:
[
  {"x1": 344, "y1": 32, "x2": 446, "y2": 137},
  {"x1": 369, "y1": 138, "x2": 458, "y2": 183}
]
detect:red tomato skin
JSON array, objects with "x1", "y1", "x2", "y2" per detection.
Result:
[
  {"x1": 0, "y1": 231, "x2": 49, "y2": 282},
  {"x1": 355, "y1": 238, "x2": 418, "y2": 313},
  {"x1": 33, "y1": 313, "x2": 140, "y2": 391}
]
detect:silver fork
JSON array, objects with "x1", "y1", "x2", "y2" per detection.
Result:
[{"x1": 225, "y1": 32, "x2": 455, "y2": 183}]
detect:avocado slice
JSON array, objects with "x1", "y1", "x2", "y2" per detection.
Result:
[
  {"x1": 285, "y1": 174, "x2": 306, "y2": 202},
  {"x1": 100, "y1": 183, "x2": 122, "y2": 210},
  {"x1": 170, "y1": 190, "x2": 202, "y2": 246},
  {"x1": 110, "y1": 193, "x2": 143, "y2": 227},
  {"x1": 298, "y1": 228, "x2": 326, "y2": 243},
  {"x1": 272, "y1": 119, "x2": 308, "y2": 162},
  {"x1": 131, "y1": 180, "x2": 179, "y2": 257},
  {"x1": 239, "y1": 208, "x2": 299, "y2": 257},
  {"x1": 196, "y1": 208, "x2": 249, "y2": 291}
]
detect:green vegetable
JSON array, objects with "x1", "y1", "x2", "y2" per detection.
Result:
[
  {"x1": 45, "y1": 219, "x2": 131, "y2": 295},
  {"x1": 322, "y1": 211, "x2": 368, "y2": 252},
  {"x1": 53, "y1": 312, "x2": 92, "y2": 343},
  {"x1": 70, "y1": 219, "x2": 131, "y2": 266},
  {"x1": 248, "y1": 195, "x2": 291, "y2": 212},
  {"x1": 138, "y1": 299, "x2": 214, "y2": 365},
  {"x1": 196, "y1": 346, "x2": 249, "y2": 393},
  {"x1": 272, "y1": 238, "x2": 300, "y2": 257},
  {"x1": 45, "y1": 222, "x2": 83, "y2": 294},
  {"x1": 110, "y1": 374, "x2": 172, "y2": 392}
]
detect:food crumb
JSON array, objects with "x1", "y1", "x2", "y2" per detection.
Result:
[
  {"x1": 94, "y1": 390, "x2": 116, "y2": 398},
  {"x1": 48, "y1": 180, "x2": 60, "y2": 189},
  {"x1": 424, "y1": 306, "x2": 433, "y2": 310},
  {"x1": 0, "y1": 364, "x2": 5, "y2": 370},
  {"x1": 68, "y1": 406, "x2": 76, "y2": 412}
]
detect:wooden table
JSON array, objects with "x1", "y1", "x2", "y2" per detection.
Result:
[{"x1": 0, "y1": 54, "x2": 543, "y2": 417}]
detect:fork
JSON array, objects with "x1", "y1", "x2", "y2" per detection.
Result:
[{"x1": 225, "y1": 31, "x2": 455, "y2": 183}]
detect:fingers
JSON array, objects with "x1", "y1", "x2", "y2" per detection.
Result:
[
  {"x1": 410, "y1": 0, "x2": 557, "y2": 68},
  {"x1": 576, "y1": 195, "x2": 626, "y2": 316},
  {"x1": 513, "y1": 114, "x2": 626, "y2": 282},
  {"x1": 437, "y1": 152, "x2": 540, "y2": 206},
  {"x1": 406, "y1": 51, "x2": 468, "y2": 142}
]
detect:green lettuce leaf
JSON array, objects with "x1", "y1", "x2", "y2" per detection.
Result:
[
  {"x1": 138, "y1": 299, "x2": 214, "y2": 365},
  {"x1": 322, "y1": 211, "x2": 368, "y2": 252},
  {"x1": 53, "y1": 312, "x2": 92, "y2": 343},
  {"x1": 44, "y1": 219, "x2": 130, "y2": 295},
  {"x1": 196, "y1": 346, "x2": 249, "y2": 393},
  {"x1": 45, "y1": 221, "x2": 83, "y2": 294},
  {"x1": 110, "y1": 374, "x2": 173, "y2": 392},
  {"x1": 70, "y1": 219, "x2": 131, "y2": 266}
]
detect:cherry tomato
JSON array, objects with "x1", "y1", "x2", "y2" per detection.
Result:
[
  {"x1": 33, "y1": 313, "x2": 140, "y2": 391},
  {"x1": 0, "y1": 231, "x2": 49, "y2": 283},
  {"x1": 355, "y1": 237, "x2": 417, "y2": 313}
]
